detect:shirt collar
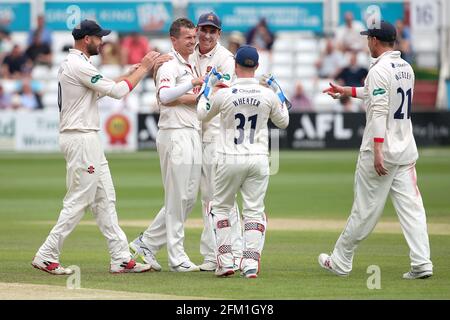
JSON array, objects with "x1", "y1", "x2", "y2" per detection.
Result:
[
  {"x1": 194, "y1": 42, "x2": 221, "y2": 58},
  {"x1": 233, "y1": 78, "x2": 259, "y2": 85},
  {"x1": 371, "y1": 50, "x2": 401, "y2": 68},
  {"x1": 171, "y1": 47, "x2": 191, "y2": 66},
  {"x1": 69, "y1": 48, "x2": 90, "y2": 62}
]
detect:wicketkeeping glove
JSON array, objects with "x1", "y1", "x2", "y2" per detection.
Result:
[
  {"x1": 260, "y1": 74, "x2": 292, "y2": 110},
  {"x1": 198, "y1": 67, "x2": 223, "y2": 101}
]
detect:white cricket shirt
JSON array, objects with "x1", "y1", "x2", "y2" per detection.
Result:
[
  {"x1": 156, "y1": 48, "x2": 200, "y2": 130},
  {"x1": 360, "y1": 50, "x2": 418, "y2": 164},
  {"x1": 58, "y1": 49, "x2": 130, "y2": 133},
  {"x1": 201, "y1": 78, "x2": 289, "y2": 155},
  {"x1": 191, "y1": 42, "x2": 235, "y2": 142}
]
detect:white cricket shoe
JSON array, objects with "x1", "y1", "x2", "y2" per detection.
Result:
[
  {"x1": 129, "y1": 234, "x2": 162, "y2": 271},
  {"x1": 169, "y1": 261, "x2": 200, "y2": 272},
  {"x1": 215, "y1": 266, "x2": 235, "y2": 277},
  {"x1": 31, "y1": 256, "x2": 74, "y2": 275},
  {"x1": 403, "y1": 270, "x2": 433, "y2": 280},
  {"x1": 199, "y1": 260, "x2": 217, "y2": 272},
  {"x1": 318, "y1": 253, "x2": 348, "y2": 276},
  {"x1": 110, "y1": 259, "x2": 151, "y2": 274}
]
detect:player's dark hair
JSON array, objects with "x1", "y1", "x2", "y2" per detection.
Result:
[
  {"x1": 170, "y1": 18, "x2": 195, "y2": 38},
  {"x1": 379, "y1": 40, "x2": 395, "y2": 48}
]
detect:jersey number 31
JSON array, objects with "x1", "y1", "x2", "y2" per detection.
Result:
[{"x1": 235, "y1": 113, "x2": 258, "y2": 145}]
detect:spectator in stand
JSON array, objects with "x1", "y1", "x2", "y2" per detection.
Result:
[
  {"x1": 290, "y1": 81, "x2": 313, "y2": 112},
  {"x1": 25, "y1": 32, "x2": 52, "y2": 66},
  {"x1": 0, "y1": 84, "x2": 12, "y2": 109},
  {"x1": 316, "y1": 39, "x2": 346, "y2": 79},
  {"x1": 28, "y1": 15, "x2": 52, "y2": 47},
  {"x1": 100, "y1": 41, "x2": 122, "y2": 65},
  {"x1": 17, "y1": 80, "x2": 43, "y2": 110},
  {"x1": 1, "y1": 45, "x2": 29, "y2": 79},
  {"x1": 395, "y1": 19, "x2": 413, "y2": 64},
  {"x1": 246, "y1": 18, "x2": 275, "y2": 52},
  {"x1": 335, "y1": 12, "x2": 366, "y2": 52},
  {"x1": 337, "y1": 95, "x2": 361, "y2": 112},
  {"x1": 227, "y1": 31, "x2": 245, "y2": 55},
  {"x1": 121, "y1": 32, "x2": 151, "y2": 65},
  {"x1": 334, "y1": 52, "x2": 368, "y2": 87},
  {"x1": 0, "y1": 27, "x2": 13, "y2": 63}
]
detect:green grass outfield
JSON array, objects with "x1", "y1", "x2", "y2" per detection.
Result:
[{"x1": 0, "y1": 149, "x2": 449, "y2": 299}]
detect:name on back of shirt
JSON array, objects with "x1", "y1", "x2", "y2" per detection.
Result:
[
  {"x1": 232, "y1": 97, "x2": 261, "y2": 107},
  {"x1": 394, "y1": 70, "x2": 412, "y2": 81}
]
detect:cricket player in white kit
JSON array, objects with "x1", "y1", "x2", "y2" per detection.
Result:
[
  {"x1": 32, "y1": 20, "x2": 169, "y2": 274},
  {"x1": 192, "y1": 12, "x2": 243, "y2": 272},
  {"x1": 319, "y1": 21, "x2": 433, "y2": 279},
  {"x1": 198, "y1": 46, "x2": 289, "y2": 278},
  {"x1": 129, "y1": 18, "x2": 204, "y2": 272}
]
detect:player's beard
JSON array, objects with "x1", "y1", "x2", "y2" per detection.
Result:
[{"x1": 87, "y1": 41, "x2": 100, "y2": 56}]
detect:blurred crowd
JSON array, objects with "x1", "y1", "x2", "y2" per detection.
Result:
[
  {"x1": 291, "y1": 12, "x2": 413, "y2": 113},
  {"x1": 0, "y1": 13, "x2": 413, "y2": 113}
]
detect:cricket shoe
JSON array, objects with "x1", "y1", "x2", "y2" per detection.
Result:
[
  {"x1": 403, "y1": 270, "x2": 433, "y2": 280},
  {"x1": 199, "y1": 260, "x2": 217, "y2": 272},
  {"x1": 110, "y1": 259, "x2": 151, "y2": 274},
  {"x1": 31, "y1": 256, "x2": 74, "y2": 275},
  {"x1": 318, "y1": 253, "x2": 349, "y2": 276},
  {"x1": 169, "y1": 261, "x2": 200, "y2": 272},
  {"x1": 129, "y1": 234, "x2": 162, "y2": 271},
  {"x1": 241, "y1": 268, "x2": 258, "y2": 279},
  {"x1": 215, "y1": 266, "x2": 235, "y2": 277}
]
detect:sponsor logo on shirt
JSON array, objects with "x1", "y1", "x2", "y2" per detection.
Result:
[
  {"x1": 222, "y1": 74, "x2": 231, "y2": 81},
  {"x1": 91, "y1": 74, "x2": 103, "y2": 83},
  {"x1": 372, "y1": 88, "x2": 386, "y2": 96}
]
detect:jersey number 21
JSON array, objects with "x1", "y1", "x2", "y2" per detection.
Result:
[{"x1": 394, "y1": 87, "x2": 412, "y2": 120}]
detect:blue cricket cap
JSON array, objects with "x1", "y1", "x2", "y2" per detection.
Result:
[
  {"x1": 360, "y1": 20, "x2": 397, "y2": 42},
  {"x1": 197, "y1": 12, "x2": 221, "y2": 29},
  {"x1": 235, "y1": 45, "x2": 259, "y2": 68}
]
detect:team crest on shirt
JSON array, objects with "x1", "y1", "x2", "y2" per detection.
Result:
[{"x1": 91, "y1": 74, "x2": 103, "y2": 83}]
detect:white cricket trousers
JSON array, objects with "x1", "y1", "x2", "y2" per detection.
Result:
[
  {"x1": 331, "y1": 151, "x2": 433, "y2": 274},
  {"x1": 142, "y1": 128, "x2": 202, "y2": 268},
  {"x1": 200, "y1": 142, "x2": 242, "y2": 263},
  {"x1": 37, "y1": 131, "x2": 130, "y2": 264},
  {"x1": 212, "y1": 154, "x2": 268, "y2": 273}
]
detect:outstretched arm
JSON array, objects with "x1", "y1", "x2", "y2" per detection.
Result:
[{"x1": 323, "y1": 82, "x2": 365, "y2": 100}]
